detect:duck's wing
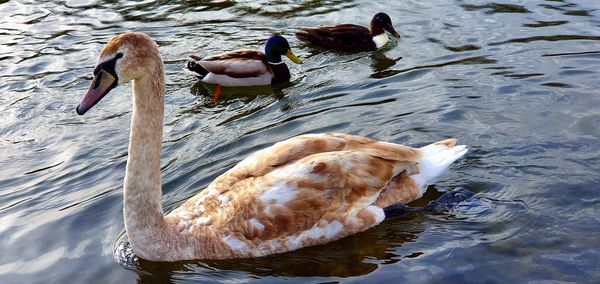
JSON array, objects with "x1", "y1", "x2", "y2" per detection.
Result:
[
  {"x1": 296, "y1": 24, "x2": 376, "y2": 51},
  {"x1": 170, "y1": 133, "x2": 431, "y2": 257},
  {"x1": 191, "y1": 49, "x2": 270, "y2": 78}
]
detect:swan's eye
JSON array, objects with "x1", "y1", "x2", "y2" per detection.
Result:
[{"x1": 93, "y1": 53, "x2": 123, "y2": 78}]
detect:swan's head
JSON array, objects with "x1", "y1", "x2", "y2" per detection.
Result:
[
  {"x1": 371, "y1": 12, "x2": 400, "y2": 38},
  {"x1": 76, "y1": 32, "x2": 161, "y2": 115}
]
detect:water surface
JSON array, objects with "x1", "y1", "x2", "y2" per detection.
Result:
[{"x1": 1, "y1": 0, "x2": 600, "y2": 283}]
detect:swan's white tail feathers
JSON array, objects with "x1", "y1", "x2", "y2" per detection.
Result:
[{"x1": 411, "y1": 141, "x2": 467, "y2": 197}]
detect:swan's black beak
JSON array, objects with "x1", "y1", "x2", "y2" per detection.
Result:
[{"x1": 77, "y1": 69, "x2": 117, "y2": 115}]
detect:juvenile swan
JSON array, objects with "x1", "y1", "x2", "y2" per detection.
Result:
[{"x1": 76, "y1": 32, "x2": 467, "y2": 261}]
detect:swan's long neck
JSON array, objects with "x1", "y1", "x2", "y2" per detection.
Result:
[{"x1": 123, "y1": 61, "x2": 169, "y2": 259}]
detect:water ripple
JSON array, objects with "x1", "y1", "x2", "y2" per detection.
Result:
[{"x1": 2, "y1": 0, "x2": 600, "y2": 283}]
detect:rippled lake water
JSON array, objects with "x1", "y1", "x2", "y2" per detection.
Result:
[{"x1": 1, "y1": 0, "x2": 600, "y2": 283}]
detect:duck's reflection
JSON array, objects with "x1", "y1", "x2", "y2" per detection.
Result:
[
  {"x1": 184, "y1": 80, "x2": 295, "y2": 117},
  {"x1": 370, "y1": 51, "x2": 403, "y2": 73},
  {"x1": 190, "y1": 81, "x2": 287, "y2": 105}
]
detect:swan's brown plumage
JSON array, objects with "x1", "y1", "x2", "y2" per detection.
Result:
[{"x1": 167, "y1": 133, "x2": 425, "y2": 258}]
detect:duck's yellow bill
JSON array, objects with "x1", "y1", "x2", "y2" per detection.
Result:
[{"x1": 285, "y1": 49, "x2": 302, "y2": 64}]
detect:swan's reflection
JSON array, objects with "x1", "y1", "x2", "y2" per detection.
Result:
[{"x1": 134, "y1": 223, "x2": 421, "y2": 283}]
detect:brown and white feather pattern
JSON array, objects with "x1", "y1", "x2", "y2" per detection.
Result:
[{"x1": 165, "y1": 133, "x2": 465, "y2": 259}]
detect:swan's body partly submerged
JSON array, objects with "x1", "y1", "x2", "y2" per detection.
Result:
[{"x1": 77, "y1": 32, "x2": 467, "y2": 262}]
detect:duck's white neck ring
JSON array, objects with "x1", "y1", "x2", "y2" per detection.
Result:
[
  {"x1": 372, "y1": 33, "x2": 389, "y2": 49},
  {"x1": 268, "y1": 60, "x2": 285, "y2": 65}
]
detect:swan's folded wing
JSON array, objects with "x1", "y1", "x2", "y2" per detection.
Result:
[
  {"x1": 211, "y1": 133, "x2": 422, "y2": 190},
  {"x1": 168, "y1": 133, "x2": 425, "y2": 257},
  {"x1": 194, "y1": 149, "x2": 417, "y2": 257},
  {"x1": 196, "y1": 50, "x2": 269, "y2": 78},
  {"x1": 237, "y1": 151, "x2": 402, "y2": 253}
]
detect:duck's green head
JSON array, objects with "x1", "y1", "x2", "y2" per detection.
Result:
[
  {"x1": 371, "y1": 12, "x2": 400, "y2": 38},
  {"x1": 265, "y1": 35, "x2": 302, "y2": 64}
]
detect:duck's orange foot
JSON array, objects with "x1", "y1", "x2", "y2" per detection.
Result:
[{"x1": 213, "y1": 85, "x2": 222, "y2": 103}]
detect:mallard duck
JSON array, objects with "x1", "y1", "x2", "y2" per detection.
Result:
[
  {"x1": 296, "y1": 12, "x2": 401, "y2": 52},
  {"x1": 76, "y1": 32, "x2": 467, "y2": 262},
  {"x1": 186, "y1": 35, "x2": 302, "y2": 101}
]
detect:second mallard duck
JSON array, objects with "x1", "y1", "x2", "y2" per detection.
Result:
[
  {"x1": 296, "y1": 12, "x2": 401, "y2": 52},
  {"x1": 187, "y1": 35, "x2": 302, "y2": 101}
]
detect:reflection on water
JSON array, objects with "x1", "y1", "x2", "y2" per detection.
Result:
[
  {"x1": 461, "y1": 3, "x2": 531, "y2": 14},
  {"x1": 189, "y1": 81, "x2": 286, "y2": 106},
  {"x1": 2, "y1": 0, "x2": 600, "y2": 283}
]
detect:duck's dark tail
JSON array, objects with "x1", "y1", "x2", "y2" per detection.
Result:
[
  {"x1": 186, "y1": 55, "x2": 208, "y2": 77},
  {"x1": 383, "y1": 187, "x2": 476, "y2": 219},
  {"x1": 383, "y1": 204, "x2": 420, "y2": 218}
]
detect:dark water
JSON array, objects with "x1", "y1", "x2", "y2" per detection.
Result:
[{"x1": 1, "y1": 0, "x2": 600, "y2": 283}]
